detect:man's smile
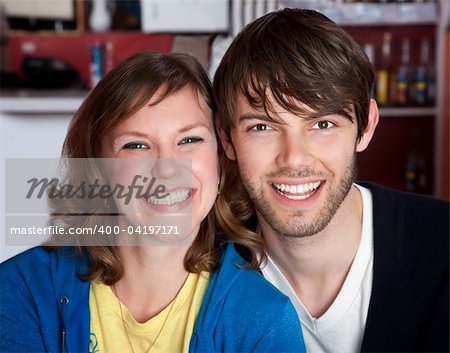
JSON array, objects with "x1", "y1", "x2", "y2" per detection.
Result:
[{"x1": 271, "y1": 181, "x2": 322, "y2": 201}]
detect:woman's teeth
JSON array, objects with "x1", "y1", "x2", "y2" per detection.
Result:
[{"x1": 146, "y1": 189, "x2": 192, "y2": 206}]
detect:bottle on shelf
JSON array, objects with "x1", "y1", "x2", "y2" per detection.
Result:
[
  {"x1": 405, "y1": 149, "x2": 418, "y2": 192},
  {"x1": 417, "y1": 154, "x2": 428, "y2": 194},
  {"x1": 405, "y1": 148, "x2": 428, "y2": 193},
  {"x1": 376, "y1": 32, "x2": 392, "y2": 106},
  {"x1": 426, "y1": 44, "x2": 436, "y2": 106},
  {"x1": 363, "y1": 43, "x2": 376, "y2": 98},
  {"x1": 395, "y1": 37, "x2": 412, "y2": 105},
  {"x1": 405, "y1": 130, "x2": 428, "y2": 194},
  {"x1": 89, "y1": 43, "x2": 104, "y2": 89},
  {"x1": 104, "y1": 42, "x2": 114, "y2": 75},
  {"x1": 427, "y1": 68, "x2": 436, "y2": 106},
  {"x1": 413, "y1": 38, "x2": 431, "y2": 106},
  {"x1": 89, "y1": 0, "x2": 111, "y2": 32},
  {"x1": 89, "y1": 42, "x2": 115, "y2": 89}
]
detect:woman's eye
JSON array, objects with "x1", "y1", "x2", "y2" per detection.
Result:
[
  {"x1": 249, "y1": 124, "x2": 271, "y2": 131},
  {"x1": 122, "y1": 142, "x2": 149, "y2": 150},
  {"x1": 179, "y1": 137, "x2": 204, "y2": 145},
  {"x1": 313, "y1": 120, "x2": 335, "y2": 130}
]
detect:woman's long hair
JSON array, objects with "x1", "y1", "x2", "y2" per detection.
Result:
[{"x1": 46, "y1": 51, "x2": 250, "y2": 284}]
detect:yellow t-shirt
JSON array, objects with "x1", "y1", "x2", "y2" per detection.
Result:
[{"x1": 89, "y1": 272, "x2": 210, "y2": 353}]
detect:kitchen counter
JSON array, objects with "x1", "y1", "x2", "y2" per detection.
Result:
[
  {"x1": 0, "y1": 89, "x2": 89, "y2": 113},
  {"x1": 0, "y1": 89, "x2": 85, "y2": 159}
]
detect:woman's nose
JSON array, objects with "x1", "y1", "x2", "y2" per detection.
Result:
[{"x1": 151, "y1": 155, "x2": 179, "y2": 180}]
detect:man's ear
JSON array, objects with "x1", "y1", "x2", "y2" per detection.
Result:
[
  {"x1": 357, "y1": 99, "x2": 379, "y2": 152},
  {"x1": 215, "y1": 116, "x2": 237, "y2": 160}
]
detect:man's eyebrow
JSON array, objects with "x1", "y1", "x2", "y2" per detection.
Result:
[{"x1": 237, "y1": 113, "x2": 276, "y2": 123}]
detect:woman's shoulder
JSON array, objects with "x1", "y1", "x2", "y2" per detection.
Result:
[
  {"x1": 1, "y1": 246, "x2": 50, "y2": 271},
  {"x1": 198, "y1": 243, "x2": 305, "y2": 352},
  {"x1": 218, "y1": 242, "x2": 293, "y2": 307},
  {"x1": 1, "y1": 246, "x2": 86, "y2": 280},
  {"x1": 0, "y1": 247, "x2": 56, "y2": 311}
]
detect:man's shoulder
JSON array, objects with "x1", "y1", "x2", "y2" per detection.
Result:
[
  {"x1": 360, "y1": 182, "x2": 448, "y2": 271},
  {"x1": 359, "y1": 182, "x2": 448, "y2": 265},
  {"x1": 359, "y1": 183, "x2": 449, "y2": 352},
  {"x1": 359, "y1": 181, "x2": 448, "y2": 204},
  {"x1": 359, "y1": 182, "x2": 449, "y2": 224}
]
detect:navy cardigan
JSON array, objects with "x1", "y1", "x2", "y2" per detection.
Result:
[{"x1": 359, "y1": 183, "x2": 448, "y2": 352}]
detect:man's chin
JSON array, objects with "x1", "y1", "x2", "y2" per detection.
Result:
[{"x1": 266, "y1": 217, "x2": 330, "y2": 239}]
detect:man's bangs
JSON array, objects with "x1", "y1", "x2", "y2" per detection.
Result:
[{"x1": 238, "y1": 69, "x2": 329, "y2": 122}]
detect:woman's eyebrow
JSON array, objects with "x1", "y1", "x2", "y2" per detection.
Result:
[{"x1": 112, "y1": 131, "x2": 149, "y2": 139}]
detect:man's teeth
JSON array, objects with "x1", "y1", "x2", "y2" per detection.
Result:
[
  {"x1": 147, "y1": 189, "x2": 191, "y2": 205},
  {"x1": 273, "y1": 182, "x2": 321, "y2": 196}
]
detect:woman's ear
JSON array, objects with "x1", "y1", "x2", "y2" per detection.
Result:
[
  {"x1": 215, "y1": 117, "x2": 237, "y2": 160},
  {"x1": 357, "y1": 99, "x2": 380, "y2": 152}
]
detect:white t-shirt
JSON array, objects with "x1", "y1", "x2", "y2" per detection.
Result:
[{"x1": 262, "y1": 184, "x2": 374, "y2": 353}]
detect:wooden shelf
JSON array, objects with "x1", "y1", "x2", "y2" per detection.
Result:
[{"x1": 379, "y1": 107, "x2": 437, "y2": 118}]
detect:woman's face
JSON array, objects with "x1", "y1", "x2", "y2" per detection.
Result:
[{"x1": 101, "y1": 85, "x2": 219, "y2": 243}]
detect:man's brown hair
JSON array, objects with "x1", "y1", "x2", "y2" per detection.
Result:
[{"x1": 213, "y1": 8, "x2": 375, "y2": 140}]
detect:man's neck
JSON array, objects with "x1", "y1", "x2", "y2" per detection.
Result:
[{"x1": 261, "y1": 185, "x2": 364, "y2": 318}]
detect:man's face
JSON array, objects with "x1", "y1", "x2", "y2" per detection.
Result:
[{"x1": 224, "y1": 94, "x2": 368, "y2": 238}]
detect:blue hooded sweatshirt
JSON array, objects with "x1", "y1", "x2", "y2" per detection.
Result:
[{"x1": 0, "y1": 243, "x2": 305, "y2": 353}]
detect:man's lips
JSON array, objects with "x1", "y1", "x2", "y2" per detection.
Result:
[{"x1": 271, "y1": 181, "x2": 322, "y2": 200}]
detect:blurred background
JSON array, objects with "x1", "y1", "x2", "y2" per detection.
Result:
[{"x1": 0, "y1": 0, "x2": 449, "y2": 260}]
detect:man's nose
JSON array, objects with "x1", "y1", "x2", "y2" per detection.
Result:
[{"x1": 275, "y1": 133, "x2": 315, "y2": 170}]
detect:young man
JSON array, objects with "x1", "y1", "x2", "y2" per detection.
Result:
[{"x1": 213, "y1": 8, "x2": 449, "y2": 353}]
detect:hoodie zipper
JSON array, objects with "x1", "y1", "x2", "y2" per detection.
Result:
[
  {"x1": 59, "y1": 296, "x2": 70, "y2": 353},
  {"x1": 61, "y1": 328, "x2": 66, "y2": 353}
]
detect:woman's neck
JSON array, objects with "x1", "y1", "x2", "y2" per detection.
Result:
[{"x1": 113, "y1": 245, "x2": 190, "y2": 323}]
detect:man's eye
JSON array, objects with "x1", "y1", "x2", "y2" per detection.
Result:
[
  {"x1": 313, "y1": 121, "x2": 335, "y2": 129},
  {"x1": 249, "y1": 124, "x2": 271, "y2": 131},
  {"x1": 179, "y1": 137, "x2": 204, "y2": 145},
  {"x1": 122, "y1": 142, "x2": 148, "y2": 150}
]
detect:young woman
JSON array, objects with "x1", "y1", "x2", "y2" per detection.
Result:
[{"x1": 0, "y1": 51, "x2": 305, "y2": 353}]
